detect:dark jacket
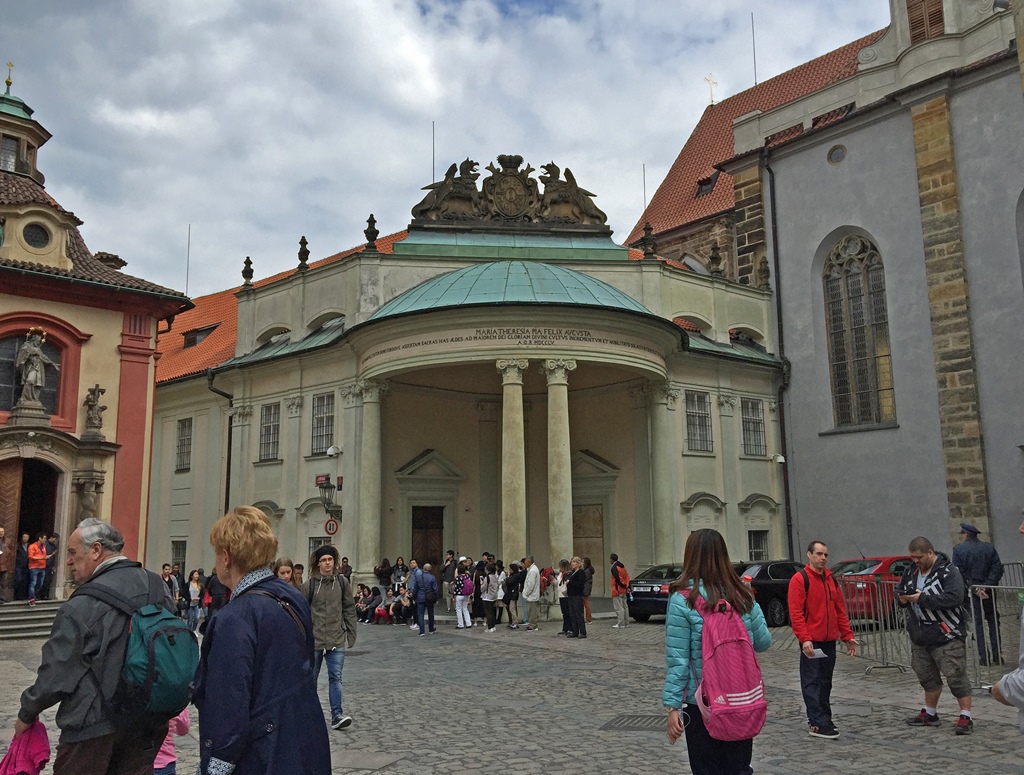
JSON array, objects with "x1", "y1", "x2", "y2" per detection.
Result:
[
  {"x1": 567, "y1": 568, "x2": 587, "y2": 597},
  {"x1": 896, "y1": 552, "x2": 967, "y2": 645},
  {"x1": 15, "y1": 541, "x2": 29, "y2": 570},
  {"x1": 19, "y1": 558, "x2": 173, "y2": 743},
  {"x1": 952, "y1": 537, "x2": 1003, "y2": 587},
  {"x1": 582, "y1": 567, "x2": 594, "y2": 597},
  {"x1": 205, "y1": 573, "x2": 230, "y2": 613},
  {"x1": 192, "y1": 572, "x2": 330, "y2": 775},
  {"x1": 408, "y1": 568, "x2": 439, "y2": 603}
]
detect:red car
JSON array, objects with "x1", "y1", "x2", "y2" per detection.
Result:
[{"x1": 831, "y1": 556, "x2": 914, "y2": 622}]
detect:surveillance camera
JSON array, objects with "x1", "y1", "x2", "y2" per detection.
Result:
[
  {"x1": 326, "y1": 445, "x2": 341, "y2": 458},
  {"x1": 993, "y1": 0, "x2": 1010, "y2": 11}
]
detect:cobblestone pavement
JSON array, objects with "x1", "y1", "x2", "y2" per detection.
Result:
[{"x1": 1, "y1": 616, "x2": 1021, "y2": 774}]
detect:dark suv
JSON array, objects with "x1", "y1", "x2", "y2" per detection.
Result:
[{"x1": 732, "y1": 560, "x2": 803, "y2": 627}]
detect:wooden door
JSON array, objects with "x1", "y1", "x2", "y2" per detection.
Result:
[
  {"x1": 0, "y1": 458, "x2": 23, "y2": 600},
  {"x1": 572, "y1": 503, "x2": 604, "y2": 596},
  {"x1": 411, "y1": 506, "x2": 444, "y2": 583}
]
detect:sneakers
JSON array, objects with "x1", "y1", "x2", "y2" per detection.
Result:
[
  {"x1": 486, "y1": 627, "x2": 496, "y2": 633},
  {"x1": 508, "y1": 624, "x2": 519, "y2": 629},
  {"x1": 28, "y1": 599, "x2": 36, "y2": 607},
  {"x1": 906, "y1": 709, "x2": 941, "y2": 727},
  {"x1": 954, "y1": 715, "x2": 973, "y2": 735},
  {"x1": 808, "y1": 724, "x2": 839, "y2": 739},
  {"x1": 409, "y1": 624, "x2": 419, "y2": 630},
  {"x1": 525, "y1": 625, "x2": 537, "y2": 631},
  {"x1": 611, "y1": 624, "x2": 621, "y2": 629},
  {"x1": 331, "y1": 715, "x2": 352, "y2": 730},
  {"x1": 456, "y1": 625, "x2": 465, "y2": 629}
]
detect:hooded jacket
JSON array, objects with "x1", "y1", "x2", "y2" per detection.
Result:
[
  {"x1": 787, "y1": 564, "x2": 855, "y2": 645},
  {"x1": 301, "y1": 547, "x2": 357, "y2": 650},
  {"x1": 896, "y1": 552, "x2": 966, "y2": 645}
]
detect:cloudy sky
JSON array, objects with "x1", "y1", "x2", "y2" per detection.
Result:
[{"x1": 6, "y1": 1, "x2": 890, "y2": 297}]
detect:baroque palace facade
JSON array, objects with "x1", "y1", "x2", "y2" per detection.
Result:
[
  {"x1": 631, "y1": 0, "x2": 1024, "y2": 560},
  {"x1": 0, "y1": 79, "x2": 190, "y2": 598},
  {"x1": 149, "y1": 157, "x2": 787, "y2": 595}
]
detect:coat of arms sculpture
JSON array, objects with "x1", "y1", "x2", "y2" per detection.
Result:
[{"x1": 411, "y1": 154, "x2": 608, "y2": 232}]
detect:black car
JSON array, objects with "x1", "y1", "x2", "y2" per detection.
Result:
[
  {"x1": 732, "y1": 560, "x2": 802, "y2": 627},
  {"x1": 627, "y1": 564, "x2": 682, "y2": 622}
]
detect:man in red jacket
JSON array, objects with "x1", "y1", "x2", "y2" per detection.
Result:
[{"x1": 787, "y1": 540, "x2": 858, "y2": 740}]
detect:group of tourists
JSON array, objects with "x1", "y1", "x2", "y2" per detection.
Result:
[
  {"x1": 662, "y1": 519, "x2": 1024, "y2": 775},
  {"x1": 0, "y1": 530, "x2": 59, "y2": 605}
]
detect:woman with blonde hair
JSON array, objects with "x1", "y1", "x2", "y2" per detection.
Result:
[
  {"x1": 191, "y1": 506, "x2": 330, "y2": 774},
  {"x1": 663, "y1": 528, "x2": 771, "y2": 775},
  {"x1": 273, "y1": 556, "x2": 301, "y2": 589}
]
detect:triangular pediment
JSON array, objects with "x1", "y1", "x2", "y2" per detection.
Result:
[
  {"x1": 571, "y1": 449, "x2": 620, "y2": 477},
  {"x1": 395, "y1": 448, "x2": 465, "y2": 480}
]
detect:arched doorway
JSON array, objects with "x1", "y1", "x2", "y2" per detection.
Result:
[{"x1": 0, "y1": 457, "x2": 59, "y2": 600}]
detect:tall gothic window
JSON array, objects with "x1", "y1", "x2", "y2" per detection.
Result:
[{"x1": 824, "y1": 235, "x2": 896, "y2": 427}]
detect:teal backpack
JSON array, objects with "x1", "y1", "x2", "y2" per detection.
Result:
[{"x1": 75, "y1": 568, "x2": 199, "y2": 725}]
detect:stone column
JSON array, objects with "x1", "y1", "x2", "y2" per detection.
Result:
[
  {"x1": 629, "y1": 386, "x2": 654, "y2": 565},
  {"x1": 544, "y1": 359, "x2": 576, "y2": 564},
  {"x1": 497, "y1": 359, "x2": 528, "y2": 564},
  {"x1": 357, "y1": 379, "x2": 387, "y2": 576},
  {"x1": 648, "y1": 381, "x2": 680, "y2": 564}
]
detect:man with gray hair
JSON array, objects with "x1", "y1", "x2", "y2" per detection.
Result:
[{"x1": 12, "y1": 518, "x2": 175, "y2": 773}]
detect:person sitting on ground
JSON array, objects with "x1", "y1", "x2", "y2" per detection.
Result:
[
  {"x1": 355, "y1": 587, "x2": 373, "y2": 622},
  {"x1": 390, "y1": 585, "x2": 414, "y2": 624},
  {"x1": 354, "y1": 583, "x2": 367, "y2": 605},
  {"x1": 375, "y1": 589, "x2": 396, "y2": 623},
  {"x1": 358, "y1": 587, "x2": 382, "y2": 624}
]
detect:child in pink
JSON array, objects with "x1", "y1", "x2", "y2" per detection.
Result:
[{"x1": 154, "y1": 707, "x2": 191, "y2": 775}]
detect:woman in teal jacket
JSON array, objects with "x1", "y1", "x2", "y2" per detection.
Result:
[{"x1": 663, "y1": 529, "x2": 772, "y2": 775}]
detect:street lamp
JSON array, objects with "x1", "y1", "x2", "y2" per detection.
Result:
[{"x1": 317, "y1": 476, "x2": 343, "y2": 519}]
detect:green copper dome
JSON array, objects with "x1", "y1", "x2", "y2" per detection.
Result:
[{"x1": 369, "y1": 261, "x2": 652, "y2": 321}]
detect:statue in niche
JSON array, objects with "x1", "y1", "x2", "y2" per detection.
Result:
[
  {"x1": 538, "y1": 162, "x2": 607, "y2": 225},
  {"x1": 84, "y1": 384, "x2": 107, "y2": 430},
  {"x1": 15, "y1": 328, "x2": 59, "y2": 406}
]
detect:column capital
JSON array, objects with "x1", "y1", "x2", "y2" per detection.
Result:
[
  {"x1": 496, "y1": 358, "x2": 529, "y2": 385},
  {"x1": 542, "y1": 358, "x2": 577, "y2": 385},
  {"x1": 647, "y1": 380, "x2": 681, "y2": 409},
  {"x1": 341, "y1": 379, "x2": 389, "y2": 405}
]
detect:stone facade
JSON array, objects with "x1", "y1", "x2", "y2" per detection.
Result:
[
  {"x1": 655, "y1": 216, "x2": 735, "y2": 277},
  {"x1": 910, "y1": 94, "x2": 991, "y2": 542},
  {"x1": 731, "y1": 166, "x2": 766, "y2": 285}
]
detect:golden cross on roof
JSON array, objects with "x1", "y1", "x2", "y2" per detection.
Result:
[
  {"x1": 5, "y1": 62, "x2": 12, "y2": 90},
  {"x1": 704, "y1": 73, "x2": 718, "y2": 105}
]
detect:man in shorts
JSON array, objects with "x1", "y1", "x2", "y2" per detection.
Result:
[{"x1": 897, "y1": 535, "x2": 973, "y2": 735}]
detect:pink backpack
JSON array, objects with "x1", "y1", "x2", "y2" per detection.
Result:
[{"x1": 692, "y1": 595, "x2": 766, "y2": 741}]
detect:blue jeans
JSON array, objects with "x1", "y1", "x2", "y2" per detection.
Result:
[
  {"x1": 799, "y1": 640, "x2": 836, "y2": 728},
  {"x1": 28, "y1": 569, "x2": 45, "y2": 600},
  {"x1": 416, "y1": 601, "x2": 436, "y2": 634},
  {"x1": 186, "y1": 605, "x2": 200, "y2": 632},
  {"x1": 154, "y1": 764, "x2": 177, "y2": 775},
  {"x1": 314, "y1": 647, "x2": 345, "y2": 719}
]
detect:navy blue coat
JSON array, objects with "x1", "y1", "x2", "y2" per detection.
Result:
[
  {"x1": 408, "y1": 567, "x2": 438, "y2": 603},
  {"x1": 192, "y1": 573, "x2": 331, "y2": 774}
]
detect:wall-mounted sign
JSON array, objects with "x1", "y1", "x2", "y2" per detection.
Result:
[
  {"x1": 315, "y1": 473, "x2": 330, "y2": 486},
  {"x1": 325, "y1": 518, "x2": 339, "y2": 536}
]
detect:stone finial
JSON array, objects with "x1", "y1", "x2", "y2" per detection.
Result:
[
  {"x1": 297, "y1": 236, "x2": 310, "y2": 272},
  {"x1": 757, "y1": 257, "x2": 771, "y2": 289},
  {"x1": 708, "y1": 241, "x2": 724, "y2": 276},
  {"x1": 365, "y1": 214, "x2": 379, "y2": 251},
  {"x1": 241, "y1": 256, "x2": 253, "y2": 286},
  {"x1": 641, "y1": 222, "x2": 657, "y2": 260}
]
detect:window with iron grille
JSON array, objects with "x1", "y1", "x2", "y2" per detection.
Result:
[
  {"x1": 175, "y1": 417, "x2": 193, "y2": 472},
  {"x1": 684, "y1": 390, "x2": 713, "y2": 452},
  {"x1": 171, "y1": 540, "x2": 187, "y2": 571},
  {"x1": 906, "y1": 0, "x2": 944, "y2": 45},
  {"x1": 311, "y1": 392, "x2": 335, "y2": 455},
  {"x1": 748, "y1": 530, "x2": 770, "y2": 562},
  {"x1": 823, "y1": 236, "x2": 896, "y2": 428},
  {"x1": 309, "y1": 536, "x2": 332, "y2": 562},
  {"x1": 259, "y1": 403, "x2": 281, "y2": 461},
  {"x1": 740, "y1": 398, "x2": 766, "y2": 456}
]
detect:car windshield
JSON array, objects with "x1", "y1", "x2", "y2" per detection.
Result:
[
  {"x1": 733, "y1": 563, "x2": 763, "y2": 578},
  {"x1": 831, "y1": 559, "x2": 879, "y2": 575},
  {"x1": 635, "y1": 566, "x2": 682, "y2": 581}
]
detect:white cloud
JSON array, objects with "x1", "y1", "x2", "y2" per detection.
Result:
[{"x1": 6, "y1": 0, "x2": 891, "y2": 296}]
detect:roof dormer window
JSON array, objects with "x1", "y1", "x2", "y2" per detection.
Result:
[
  {"x1": 1, "y1": 136, "x2": 17, "y2": 172},
  {"x1": 183, "y1": 324, "x2": 219, "y2": 349},
  {"x1": 907, "y1": 0, "x2": 944, "y2": 45},
  {"x1": 696, "y1": 170, "x2": 720, "y2": 198}
]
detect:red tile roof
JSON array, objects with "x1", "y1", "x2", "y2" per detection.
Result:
[
  {"x1": 155, "y1": 231, "x2": 406, "y2": 383},
  {"x1": 627, "y1": 29, "x2": 886, "y2": 245},
  {"x1": 672, "y1": 316, "x2": 701, "y2": 333}
]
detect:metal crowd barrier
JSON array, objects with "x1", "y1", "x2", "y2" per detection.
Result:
[
  {"x1": 830, "y1": 575, "x2": 1024, "y2": 688},
  {"x1": 1002, "y1": 562, "x2": 1024, "y2": 588}
]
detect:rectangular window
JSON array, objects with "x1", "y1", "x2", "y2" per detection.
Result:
[
  {"x1": 907, "y1": 0, "x2": 944, "y2": 45},
  {"x1": 748, "y1": 530, "x2": 770, "y2": 562},
  {"x1": 684, "y1": 390, "x2": 713, "y2": 452},
  {"x1": 311, "y1": 392, "x2": 335, "y2": 456},
  {"x1": 741, "y1": 398, "x2": 767, "y2": 456},
  {"x1": 175, "y1": 417, "x2": 193, "y2": 472},
  {"x1": 171, "y1": 540, "x2": 187, "y2": 572},
  {"x1": 0, "y1": 136, "x2": 17, "y2": 172},
  {"x1": 259, "y1": 403, "x2": 281, "y2": 461}
]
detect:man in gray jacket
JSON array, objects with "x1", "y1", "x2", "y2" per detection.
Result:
[
  {"x1": 13, "y1": 518, "x2": 173, "y2": 774},
  {"x1": 303, "y1": 544, "x2": 357, "y2": 731}
]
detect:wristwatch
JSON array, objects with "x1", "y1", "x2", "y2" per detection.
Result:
[{"x1": 664, "y1": 705, "x2": 679, "y2": 713}]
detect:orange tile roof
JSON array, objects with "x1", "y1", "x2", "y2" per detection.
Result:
[
  {"x1": 627, "y1": 29, "x2": 886, "y2": 245},
  {"x1": 672, "y1": 316, "x2": 701, "y2": 333},
  {"x1": 156, "y1": 231, "x2": 406, "y2": 383}
]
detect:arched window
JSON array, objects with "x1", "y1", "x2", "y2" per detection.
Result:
[{"x1": 823, "y1": 235, "x2": 895, "y2": 427}]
